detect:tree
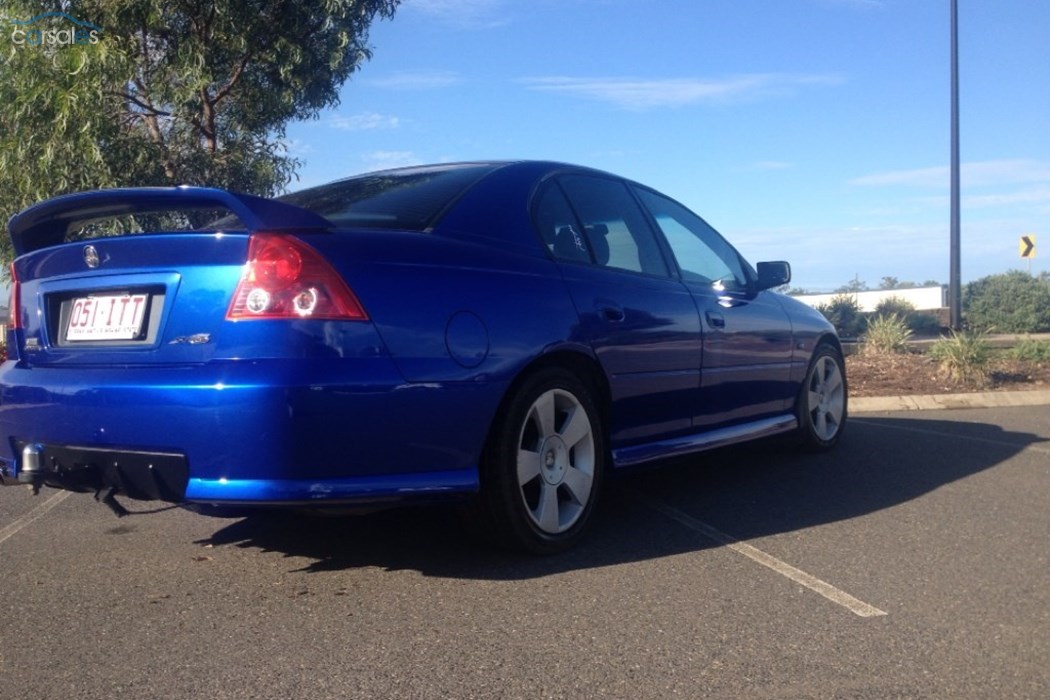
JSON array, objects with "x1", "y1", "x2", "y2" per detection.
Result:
[
  {"x1": 879, "y1": 277, "x2": 936, "y2": 290},
  {"x1": 834, "y1": 275, "x2": 868, "y2": 294},
  {"x1": 814, "y1": 293, "x2": 867, "y2": 338},
  {"x1": 963, "y1": 271, "x2": 1050, "y2": 333},
  {"x1": 879, "y1": 276, "x2": 900, "y2": 290},
  {"x1": 0, "y1": 0, "x2": 400, "y2": 264}
]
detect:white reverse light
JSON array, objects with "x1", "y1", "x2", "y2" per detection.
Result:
[
  {"x1": 245, "y1": 288, "x2": 271, "y2": 314},
  {"x1": 292, "y1": 288, "x2": 319, "y2": 317}
]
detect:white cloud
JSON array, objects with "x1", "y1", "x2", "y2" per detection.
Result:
[
  {"x1": 850, "y1": 159, "x2": 1050, "y2": 220},
  {"x1": 360, "y1": 151, "x2": 424, "y2": 171},
  {"x1": 368, "y1": 70, "x2": 463, "y2": 90},
  {"x1": 405, "y1": 0, "x2": 511, "y2": 28},
  {"x1": 819, "y1": 0, "x2": 885, "y2": 9},
  {"x1": 329, "y1": 112, "x2": 401, "y2": 131},
  {"x1": 520, "y1": 73, "x2": 843, "y2": 111},
  {"x1": 912, "y1": 186, "x2": 1050, "y2": 211},
  {"x1": 966, "y1": 186, "x2": 1050, "y2": 209},
  {"x1": 850, "y1": 166, "x2": 945, "y2": 189},
  {"x1": 740, "y1": 161, "x2": 794, "y2": 172},
  {"x1": 280, "y1": 138, "x2": 313, "y2": 157},
  {"x1": 851, "y1": 159, "x2": 1050, "y2": 189}
]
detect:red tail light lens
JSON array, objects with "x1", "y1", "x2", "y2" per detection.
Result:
[
  {"x1": 226, "y1": 234, "x2": 368, "y2": 321},
  {"x1": 8, "y1": 262, "x2": 21, "y2": 330},
  {"x1": 253, "y1": 239, "x2": 303, "y2": 291}
]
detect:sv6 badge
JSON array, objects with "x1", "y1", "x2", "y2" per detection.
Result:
[{"x1": 168, "y1": 333, "x2": 211, "y2": 345}]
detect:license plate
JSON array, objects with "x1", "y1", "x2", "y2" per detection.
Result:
[{"x1": 66, "y1": 294, "x2": 149, "y2": 341}]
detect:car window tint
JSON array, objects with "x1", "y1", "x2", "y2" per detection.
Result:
[
  {"x1": 559, "y1": 175, "x2": 669, "y2": 277},
  {"x1": 533, "y1": 182, "x2": 591, "y2": 263},
  {"x1": 636, "y1": 188, "x2": 749, "y2": 292},
  {"x1": 276, "y1": 163, "x2": 499, "y2": 231}
]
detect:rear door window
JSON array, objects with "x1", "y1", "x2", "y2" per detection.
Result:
[
  {"x1": 555, "y1": 175, "x2": 670, "y2": 277},
  {"x1": 533, "y1": 182, "x2": 592, "y2": 263}
]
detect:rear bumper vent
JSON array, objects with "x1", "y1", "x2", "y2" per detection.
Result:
[{"x1": 11, "y1": 442, "x2": 189, "y2": 502}]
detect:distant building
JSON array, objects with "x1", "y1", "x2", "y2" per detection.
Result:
[{"x1": 790, "y1": 286, "x2": 946, "y2": 313}]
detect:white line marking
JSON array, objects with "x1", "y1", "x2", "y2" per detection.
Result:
[
  {"x1": 631, "y1": 490, "x2": 887, "y2": 618},
  {"x1": 851, "y1": 418, "x2": 1050, "y2": 454},
  {"x1": 0, "y1": 490, "x2": 71, "y2": 546}
]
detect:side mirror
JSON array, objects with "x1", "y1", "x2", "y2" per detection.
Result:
[{"x1": 756, "y1": 261, "x2": 791, "y2": 290}]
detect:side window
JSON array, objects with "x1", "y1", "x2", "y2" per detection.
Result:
[
  {"x1": 559, "y1": 175, "x2": 670, "y2": 277},
  {"x1": 533, "y1": 182, "x2": 591, "y2": 263},
  {"x1": 636, "y1": 189, "x2": 749, "y2": 292}
]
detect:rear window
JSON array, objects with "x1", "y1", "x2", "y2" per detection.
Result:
[{"x1": 276, "y1": 163, "x2": 500, "y2": 231}]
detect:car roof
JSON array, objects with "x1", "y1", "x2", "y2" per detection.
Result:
[
  {"x1": 276, "y1": 160, "x2": 636, "y2": 243},
  {"x1": 310, "y1": 160, "x2": 625, "y2": 185}
]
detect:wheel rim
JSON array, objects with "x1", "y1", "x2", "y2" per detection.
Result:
[
  {"x1": 515, "y1": 388, "x2": 596, "y2": 535},
  {"x1": 807, "y1": 355, "x2": 846, "y2": 441}
]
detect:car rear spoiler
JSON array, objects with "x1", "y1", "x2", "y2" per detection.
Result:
[{"x1": 7, "y1": 186, "x2": 332, "y2": 256}]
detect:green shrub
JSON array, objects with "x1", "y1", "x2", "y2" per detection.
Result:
[
  {"x1": 873, "y1": 296, "x2": 916, "y2": 318},
  {"x1": 1007, "y1": 337, "x2": 1050, "y2": 362},
  {"x1": 905, "y1": 311, "x2": 942, "y2": 334},
  {"x1": 862, "y1": 313, "x2": 912, "y2": 355},
  {"x1": 929, "y1": 330, "x2": 990, "y2": 385},
  {"x1": 814, "y1": 294, "x2": 867, "y2": 338},
  {"x1": 963, "y1": 271, "x2": 1050, "y2": 333},
  {"x1": 873, "y1": 296, "x2": 941, "y2": 334}
]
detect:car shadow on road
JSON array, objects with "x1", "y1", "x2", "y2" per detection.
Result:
[{"x1": 195, "y1": 415, "x2": 1047, "y2": 579}]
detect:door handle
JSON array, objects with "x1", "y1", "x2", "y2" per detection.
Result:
[
  {"x1": 597, "y1": 303, "x2": 625, "y2": 323},
  {"x1": 706, "y1": 310, "x2": 725, "y2": 328}
]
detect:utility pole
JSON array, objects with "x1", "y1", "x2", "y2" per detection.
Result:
[{"x1": 949, "y1": 0, "x2": 962, "y2": 330}]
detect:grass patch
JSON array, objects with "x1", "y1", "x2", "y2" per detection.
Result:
[
  {"x1": 929, "y1": 330, "x2": 990, "y2": 386},
  {"x1": 1006, "y1": 337, "x2": 1050, "y2": 362},
  {"x1": 861, "y1": 313, "x2": 913, "y2": 355}
]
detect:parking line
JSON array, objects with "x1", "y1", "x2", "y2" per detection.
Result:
[
  {"x1": 630, "y1": 490, "x2": 887, "y2": 618},
  {"x1": 0, "y1": 490, "x2": 71, "y2": 546},
  {"x1": 851, "y1": 418, "x2": 1050, "y2": 454}
]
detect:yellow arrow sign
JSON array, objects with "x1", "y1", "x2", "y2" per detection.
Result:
[{"x1": 1020, "y1": 234, "x2": 1036, "y2": 259}]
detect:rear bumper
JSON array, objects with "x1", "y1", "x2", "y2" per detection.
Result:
[
  {"x1": 0, "y1": 358, "x2": 502, "y2": 504},
  {"x1": 0, "y1": 442, "x2": 476, "y2": 505}
]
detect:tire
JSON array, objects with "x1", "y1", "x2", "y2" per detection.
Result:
[
  {"x1": 480, "y1": 368, "x2": 605, "y2": 554},
  {"x1": 796, "y1": 343, "x2": 848, "y2": 451}
]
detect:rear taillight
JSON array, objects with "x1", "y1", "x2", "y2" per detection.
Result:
[
  {"x1": 226, "y1": 234, "x2": 368, "y2": 321},
  {"x1": 8, "y1": 262, "x2": 21, "y2": 330}
]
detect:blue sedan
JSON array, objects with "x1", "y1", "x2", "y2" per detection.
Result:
[{"x1": 0, "y1": 161, "x2": 846, "y2": 552}]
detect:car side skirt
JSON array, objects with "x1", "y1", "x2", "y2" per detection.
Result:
[{"x1": 611, "y1": 414, "x2": 798, "y2": 468}]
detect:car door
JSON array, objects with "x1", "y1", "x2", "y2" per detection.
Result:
[
  {"x1": 634, "y1": 188, "x2": 795, "y2": 428},
  {"x1": 533, "y1": 174, "x2": 703, "y2": 446}
]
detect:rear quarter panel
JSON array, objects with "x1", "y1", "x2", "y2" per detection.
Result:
[{"x1": 305, "y1": 230, "x2": 583, "y2": 384}]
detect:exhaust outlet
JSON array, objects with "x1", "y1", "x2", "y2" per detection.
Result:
[{"x1": 19, "y1": 443, "x2": 44, "y2": 494}]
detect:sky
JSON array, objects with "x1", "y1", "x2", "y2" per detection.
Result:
[{"x1": 283, "y1": 0, "x2": 1050, "y2": 292}]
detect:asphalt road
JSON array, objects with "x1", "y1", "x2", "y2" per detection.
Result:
[{"x1": 1, "y1": 406, "x2": 1047, "y2": 699}]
